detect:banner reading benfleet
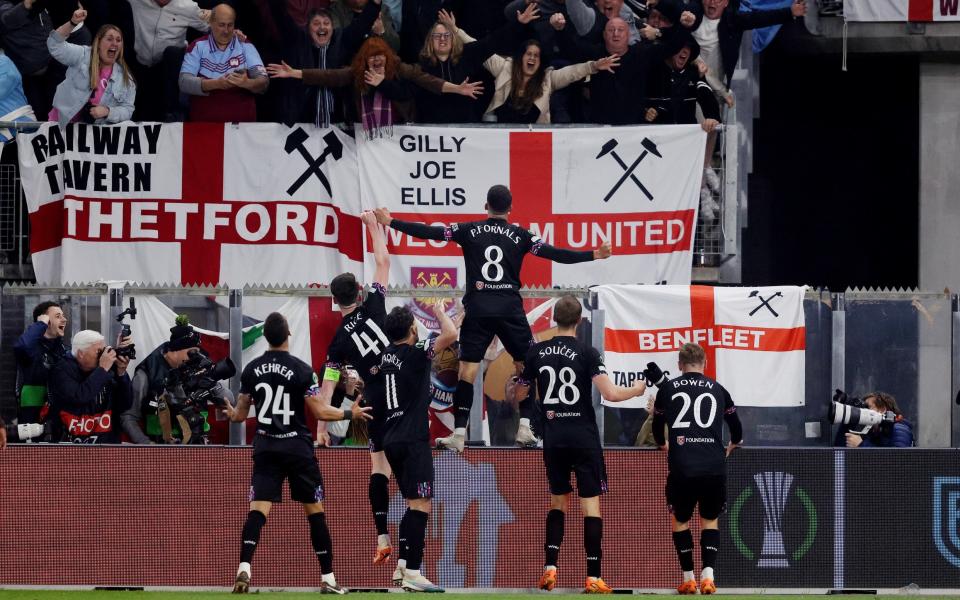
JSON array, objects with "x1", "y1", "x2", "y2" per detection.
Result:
[
  {"x1": 18, "y1": 123, "x2": 363, "y2": 285},
  {"x1": 357, "y1": 125, "x2": 704, "y2": 288},
  {"x1": 597, "y1": 285, "x2": 806, "y2": 408}
]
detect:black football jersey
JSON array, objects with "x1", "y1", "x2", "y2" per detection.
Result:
[
  {"x1": 520, "y1": 336, "x2": 605, "y2": 449},
  {"x1": 448, "y1": 219, "x2": 541, "y2": 316},
  {"x1": 324, "y1": 283, "x2": 389, "y2": 383},
  {"x1": 655, "y1": 372, "x2": 736, "y2": 477},
  {"x1": 240, "y1": 350, "x2": 317, "y2": 455},
  {"x1": 369, "y1": 337, "x2": 436, "y2": 447}
]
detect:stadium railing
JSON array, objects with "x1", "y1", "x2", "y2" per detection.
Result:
[{"x1": 2, "y1": 285, "x2": 958, "y2": 449}]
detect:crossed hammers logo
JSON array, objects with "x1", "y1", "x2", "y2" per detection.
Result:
[
  {"x1": 284, "y1": 127, "x2": 344, "y2": 196},
  {"x1": 748, "y1": 290, "x2": 783, "y2": 317},
  {"x1": 595, "y1": 137, "x2": 662, "y2": 202}
]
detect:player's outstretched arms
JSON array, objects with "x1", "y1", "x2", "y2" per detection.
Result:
[
  {"x1": 224, "y1": 393, "x2": 252, "y2": 423},
  {"x1": 533, "y1": 240, "x2": 610, "y2": 264},
  {"x1": 593, "y1": 373, "x2": 645, "y2": 402},
  {"x1": 362, "y1": 210, "x2": 390, "y2": 287},
  {"x1": 375, "y1": 207, "x2": 448, "y2": 241}
]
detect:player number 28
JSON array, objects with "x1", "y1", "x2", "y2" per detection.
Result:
[
  {"x1": 482, "y1": 245, "x2": 505, "y2": 282},
  {"x1": 539, "y1": 365, "x2": 580, "y2": 405},
  {"x1": 671, "y1": 391, "x2": 717, "y2": 429},
  {"x1": 256, "y1": 382, "x2": 295, "y2": 426}
]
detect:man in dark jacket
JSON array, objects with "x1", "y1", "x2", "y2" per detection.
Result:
[
  {"x1": 13, "y1": 301, "x2": 69, "y2": 426},
  {"x1": 47, "y1": 330, "x2": 133, "y2": 444},
  {"x1": 556, "y1": 15, "x2": 685, "y2": 125},
  {"x1": 0, "y1": 0, "x2": 91, "y2": 118},
  {"x1": 693, "y1": 0, "x2": 806, "y2": 97},
  {"x1": 645, "y1": 35, "x2": 721, "y2": 130},
  {"x1": 267, "y1": 0, "x2": 380, "y2": 125}
]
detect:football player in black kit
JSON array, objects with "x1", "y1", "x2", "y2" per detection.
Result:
[
  {"x1": 367, "y1": 301, "x2": 458, "y2": 592},
  {"x1": 649, "y1": 343, "x2": 743, "y2": 596},
  {"x1": 515, "y1": 295, "x2": 647, "y2": 594},
  {"x1": 315, "y1": 211, "x2": 397, "y2": 567},
  {"x1": 224, "y1": 312, "x2": 372, "y2": 595},
  {"x1": 374, "y1": 185, "x2": 611, "y2": 452}
]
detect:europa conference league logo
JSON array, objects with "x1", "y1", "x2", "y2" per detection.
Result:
[
  {"x1": 730, "y1": 472, "x2": 817, "y2": 567},
  {"x1": 933, "y1": 477, "x2": 960, "y2": 568}
]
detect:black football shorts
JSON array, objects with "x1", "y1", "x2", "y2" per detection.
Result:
[
  {"x1": 249, "y1": 451, "x2": 325, "y2": 504},
  {"x1": 459, "y1": 312, "x2": 533, "y2": 363},
  {"x1": 385, "y1": 442, "x2": 435, "y2": 500},
  {"x1": 665, "y1": 472, "x2": 726, "y2": 523},
  {"x1": 543, "y1": 446, "x2": 609, "y2": 498}
]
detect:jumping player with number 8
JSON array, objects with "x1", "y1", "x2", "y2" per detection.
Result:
[
  {"x1": 224, "y1": 313, "x2": 373, "y2": 594},
  {"x1": 515, "y1": 296, "x2": 646, "y2": 594},
  {"x1": 375, "y1": 185, "x2": 611, "y2": 452},
  {"x1": 648, "y1": 343, "x2": 743, "y2": 596}
]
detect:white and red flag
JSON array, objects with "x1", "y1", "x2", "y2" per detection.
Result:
[
  {"x1": 845, "y1": 0, "x2": 960, "y2": 21},
  {"x1": 597, "y1": 285, "x2": 807, "y2": 408},
  {"x1": 18, "y1": 122, "x2": 363, "y2": 285},
  {"x1": 357, "y1": 125, "x2": 705, "y2": 289}
]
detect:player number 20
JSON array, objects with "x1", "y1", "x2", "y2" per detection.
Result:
[
  {"x1": 540, "y1": 365, "x2": 580, "y2": 405},
  {"x1": 482, "y1": 245, "x2": 505, "y2": 282},
  {"x1": 671, "y1": 391, "x2": 717, "y2": 429},
  {"x1": 256, "y1": 382, "x2": 295, "y2": 426}
]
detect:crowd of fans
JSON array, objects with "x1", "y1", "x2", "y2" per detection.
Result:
[{"x1": 1, "y1": 0, "x2": 808, "y2": 204}]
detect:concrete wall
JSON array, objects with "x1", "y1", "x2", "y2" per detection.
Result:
[
  {"x1": 919, "y1": 63, "x2": 960, "y2": 293},
  {"x1": 918, "y1": 63, "x2": 960, "y2": 447}
]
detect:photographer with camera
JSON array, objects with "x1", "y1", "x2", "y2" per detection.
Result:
[
  {"x1": 47, "y1": 330, "x2": 133, "y2": 444},
  {"x1": 832, "y1": 390, "x2": 914, "y2": 448},
  {"x1": 122, "y1": 317, "x2": 232, "y2": 445}
]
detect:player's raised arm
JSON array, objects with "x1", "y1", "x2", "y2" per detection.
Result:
[
  {"x1": 652, "y1": 387, "x2": 668, "y2": 449},
  {"x1": 532, "y1": 234, "x2": 612, "y2": 264},
  {"x1": 362, "y1": 210, "x2": 390, "y2": 287},
  {"x1": 375, "y1": 207, "x2": 449, "y2": 241},
  {"x1": 432, "y1": 300, "x2": 459, "y2": 353}
]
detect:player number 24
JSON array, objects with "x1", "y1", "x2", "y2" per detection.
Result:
[
  {"x1": 539, "y1": 365, "x2": 580, "y2": 405},
  {"x1": 256, "y1": 382, "x2": 295, "y2": 426},
  {"x1": 671, "y1": 392, "x2": 717, "y2": 429}
]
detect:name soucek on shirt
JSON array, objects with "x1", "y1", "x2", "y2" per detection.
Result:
[
  {"x1": 240, "y1": 350, "x2": 318, "y2": 457},
  {"x1": 520, "y1": 336, "x2": 606, "y2": 449},
  {"x1": 655, "y1": 372, "x2": 737, "y2": 477}
]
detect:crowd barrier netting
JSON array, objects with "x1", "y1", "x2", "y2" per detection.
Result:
[{"x1": 2, "y1": 446, "x2": 958, "y2": 590}]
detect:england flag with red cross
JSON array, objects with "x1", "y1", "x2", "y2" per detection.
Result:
[
  {"x1": 598, "y1": 285, "x2": 807, "y2": 408},
  {"x1": 18, "y1": 123, "x2": 363, "y2": 285},
  {"x1": 357, "y1": 125, "x2": 706, "y2": 288}
]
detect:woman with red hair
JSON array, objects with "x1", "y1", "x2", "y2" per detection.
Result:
[{"x1": 268, "y1": 36, "x2": 482, "y2": 135}]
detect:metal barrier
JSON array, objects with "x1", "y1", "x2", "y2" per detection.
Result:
[{"x1": 1, "y1": 284, "x2": 958, "y2": 449}]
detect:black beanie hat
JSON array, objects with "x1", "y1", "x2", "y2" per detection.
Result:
[
  {"x1": 487, "y1": 184, "x2": 512, "y2": 213},
  {"x1": 168, "y1": 321, "x2": 201, "y2": 351}
]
